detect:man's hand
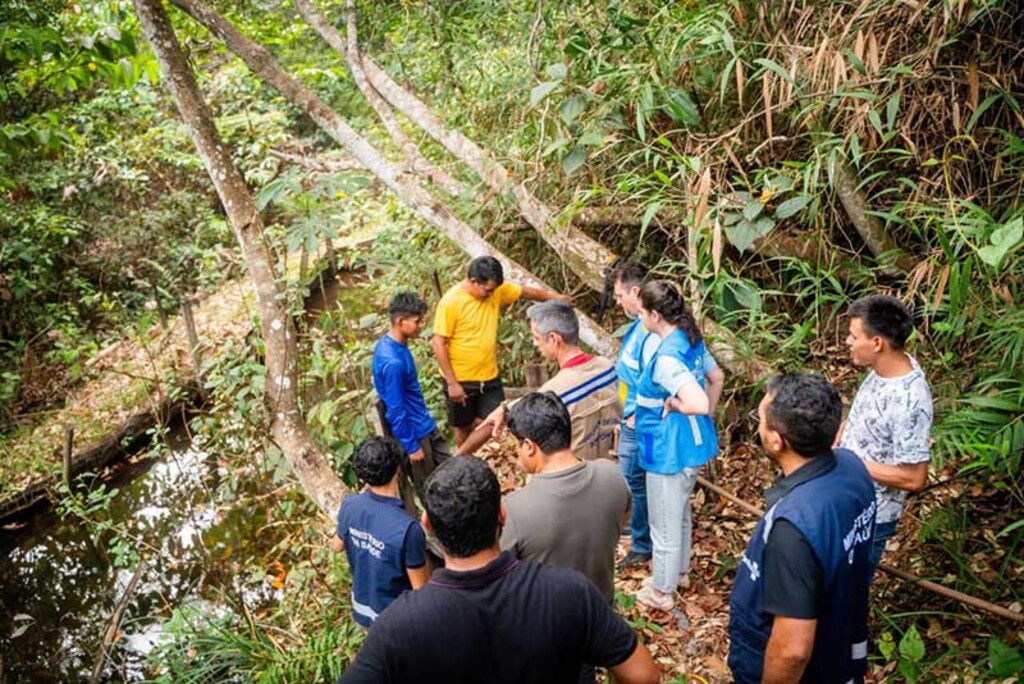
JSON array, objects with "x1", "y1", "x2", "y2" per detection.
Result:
[
  {"x1": 409, "y1": 448, "x2": 425, "y2": 463},
  {"x1": 447, "y1": 381, "x2": 467, "y2": 405},
  {"x1": 554, "y1": 292, "x2": 574, "y2": 305},
  {"x1": 479, "y1": 404, "x2": 507, "y2": 435},
  {"x1": 625, "y1": 413, "x2": 636, "y2": 429}
]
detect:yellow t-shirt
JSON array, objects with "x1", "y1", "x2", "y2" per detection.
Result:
[{"x1": 434, "y1": 281, "x2": 522, "y2": 381}]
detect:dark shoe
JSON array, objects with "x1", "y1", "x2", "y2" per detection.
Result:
[{"x1": 617, "y1": 551, "x2": 652, "y2": 570}]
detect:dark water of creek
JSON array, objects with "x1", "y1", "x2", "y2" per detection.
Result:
[
  {"x1": 0, "y1": 434, "x2": 290, "y2": 682},
  {"x1": 0, "y1": 271, "x2": 376, "y2": 682}
]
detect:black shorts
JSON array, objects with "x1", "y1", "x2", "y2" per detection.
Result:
[{"x1": 447, "y1": 378, "x2": 505, "y2": 428}]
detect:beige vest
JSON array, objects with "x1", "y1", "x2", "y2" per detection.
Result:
[{"x1": 539, "y1": 356, "x2": 622, "y2": 461}]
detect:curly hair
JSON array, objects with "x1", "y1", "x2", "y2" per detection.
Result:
[
  {"x1": 351, "y1": 436, "x2": 403, "y2": 487},
  {"x1": 424, "y1": 457, "x2": 500, "y2": 558},
  {"x1": 764, "y1": 373, "x2": 842, "y2": 458}
]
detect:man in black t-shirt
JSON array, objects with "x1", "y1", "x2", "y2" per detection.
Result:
[{"x1": 338, "y1": 457, "x2": 659, "y2": 684}]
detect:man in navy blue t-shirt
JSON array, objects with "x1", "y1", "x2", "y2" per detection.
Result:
[
  {"x1": 372, "y1": 293, "x2": 451, "y2": 504},
  {"x1": 333, "y1": 437, "x2": 430, "y2": 628}
]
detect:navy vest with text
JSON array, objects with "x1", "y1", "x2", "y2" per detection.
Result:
[
  {"x1": 728, "y1": 449, "x2": 876, "y2": 683},
  {"x1": 336, "y1": 491, "x2": 418, "y2": 628}
]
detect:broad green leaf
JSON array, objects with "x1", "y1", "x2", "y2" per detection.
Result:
[
  {"x1": 530, "y1": 81, "x2": 560, "y2": 106},
  {"x1": 743, "y1": 200, "x2": 764, "y2": 221},
  {"x1": 775, "y1": 195, "x2": 812, "y2": 220},
  {"x1": 730, "y1": 280, "x2": 762, "y2": 311},
  {"x1": 868, "y1": 108, "x2": 884, "y2": 136},
  {"x1": 665, "y1": 88, "x2": 700, "y2": 126},
  {"x1": 878, "y1": 632, "x2": 896, "y2": 660},
  {"x1": 886, "y1": 93, "x2": 900, "y2": 131},
  {"x1": 988, "y1": 638, "x2": 1024, "y2": 676},
  {"x1": 578, "y1": 131, "x2": 605, "y2": 147},
  {"x1": 561, "y1": 146, "x2": 586, "y2": 175},
  {"x1": 755, "y1": 216, "x2": 775, "y2": 236},
  {"x1": 638, "y1": 201, "x2": 663, "y2": 244},
  {"x1": 545, "y1": 63, "x2": 566, "y2": 80},
  {"x1": 725, "y1": 218, "x2": 759, "y2": 253},
  {"x1": 898, "y1": 625, "x2": 925, "y2": 663},
  {"x1": 560, "y1": 96, "x2": 587, "y2": 126},
  {"x1": 978, "y1": 216, "x2": 1023, "y2": 267}
]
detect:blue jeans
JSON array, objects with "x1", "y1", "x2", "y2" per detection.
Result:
[
  {"x1": 647, "y1": 467, "x2": 700, "y2": 593},
  {"x1": 869, "y1": 520, "x2": 898, "y2": 577},
  {"x1": 618, "y1": 423, "x2": 651, "y2": 555}
]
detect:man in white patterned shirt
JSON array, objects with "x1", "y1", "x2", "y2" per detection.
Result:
[{"x1": 838, "y1": 294, "x2": 933, "y2": 576}]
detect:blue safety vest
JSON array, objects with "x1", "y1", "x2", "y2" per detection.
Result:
[
  {"x1": 615, "y1": 318, "x2": 646, "y2": 418},
  {"x1": 634, "y1": 328, "x2": 718, "y2": 474},
  {"x1": 728, "y1": 449, "x2": 876, "y2": 683}
]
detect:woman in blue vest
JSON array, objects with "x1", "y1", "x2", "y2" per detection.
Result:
[{"x1": 633, "y1": 280, "x2": 725, "y2": 610}]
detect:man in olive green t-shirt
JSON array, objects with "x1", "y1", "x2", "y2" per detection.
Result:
[{"x1": 500, "y1": 392, "x2": 631, "y2": 602}]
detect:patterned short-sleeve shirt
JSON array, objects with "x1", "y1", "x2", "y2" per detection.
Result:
[{"x1": 839, "y1": 355, "x2": 933, "y2": 524}]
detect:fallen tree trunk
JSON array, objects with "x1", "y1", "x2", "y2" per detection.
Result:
[
  {"x1": 170, "y1": 0, "x2": 616, "y2": 357},
  {"x1": 287, "y1": 2, "x2": 611, "y2": 289},
  {"x1": 293, "y1": 0, "x2": 463, "y2": 197},
  {"x1": 134, "y1": 0, "x2": 345, "y2": 517},
  {"x1": 0, "y1": 382, "x2": 199, "y2": 524},
  {"x1": 353, "y1": 52, "x2": 769, "y2": 379}
]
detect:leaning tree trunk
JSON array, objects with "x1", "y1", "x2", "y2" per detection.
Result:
[
  {"x1": 290, "y1": 1, "x2": 765, "y2": 379},
  {"x1": 170, "y1": 0, "x2": 616, "y2": 357},
  {"x1": 292, "y1": 0, "x2": 462, "y2": 196},
  {"x1": 133, "y1": 0, "x2": 345, "y2": 516}
]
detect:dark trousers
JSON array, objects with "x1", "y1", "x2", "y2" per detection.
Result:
[{"x1": 398, "y1": 428, "x2": 452, "y2": 514}]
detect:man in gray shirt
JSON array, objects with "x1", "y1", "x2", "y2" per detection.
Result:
[{"x1": 500, "y1": 392, "x2": 631, "y2": 602}]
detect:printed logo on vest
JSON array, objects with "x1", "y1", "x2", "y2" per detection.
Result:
[
  {"x1": 842, "y1": 499, "x2": 877, "y2": 564},
  {"x1": 740, "y1": 552, "x2": 760, "y2": 582}
]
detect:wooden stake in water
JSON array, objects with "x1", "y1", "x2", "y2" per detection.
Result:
[
  {"x1": 62, "y1": 426, "x2": 74, "y2": 489},
  {"x1": 180, "y1": 298, "x2": 205, "y2": 400}
]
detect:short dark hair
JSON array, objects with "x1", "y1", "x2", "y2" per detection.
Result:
[
  {"x1": 764, "y1": 373, "x2": 842, "y2": 459},
  {"x1": 847, "y1": 295, "x2": 913, "y2": 349},
  {"x1": 613, "y1": 261, "x2": 647, "y2": 289},
  {"x1": 424, "y1": 457, "x2": 501, "y2": 558},
  {"x1": 506, "y1": 391, "x2": 572, "y2": 454},
  {"x1": 467, "y1": 256, "x2": 504, "y2": 286},
  {"x1": 388, "y1": 292, "x2": 427, "y2": 324},
  {"x1": 352, "y1": 436, "x2": 403, "y2": 486}
]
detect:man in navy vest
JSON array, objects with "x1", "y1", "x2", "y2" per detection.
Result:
[
  {"x1": 333, "y1": 437, "x2": 431, "y2": 628},
  {"x1": 729, "y1": 373, "x2": 876, "y2": 683}
]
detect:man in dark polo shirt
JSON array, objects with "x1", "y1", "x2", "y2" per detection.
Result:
[
  {"x1": 333, "y1": 437, "x2": 430, "y2": 628},
  {"x1": 339, "y1": 457, "x2": 659, "y2": 684},
  {"x1": 729, "y1": 374, "x2": 876, "y2": 683}
]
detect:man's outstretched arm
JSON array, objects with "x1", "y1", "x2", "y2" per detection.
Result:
[{"x1": 519, "y1": 284, "x2": 573, "y2": 303}]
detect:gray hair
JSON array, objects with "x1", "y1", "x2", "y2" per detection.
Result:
[{"x1": 527, "y1": 300, "x2": 579, "y2": 345}]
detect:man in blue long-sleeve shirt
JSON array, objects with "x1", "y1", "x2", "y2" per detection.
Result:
[{"x1": 373, "y1": 293, "x2": 451, "y2": 504}]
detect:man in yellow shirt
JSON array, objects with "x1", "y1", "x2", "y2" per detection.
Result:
[{"x1": 432, "y1": 256, "x2": 570, "y2": 446}]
